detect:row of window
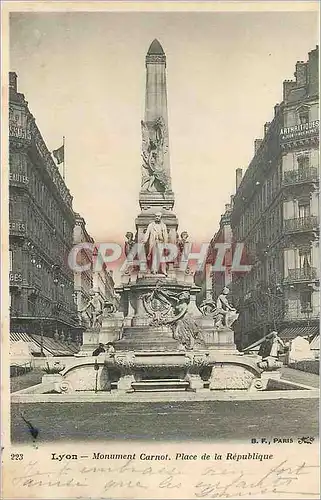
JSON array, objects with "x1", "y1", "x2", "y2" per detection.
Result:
[
  {"x1": 237, "y1": 166, "x2": 282, "y2": 240},
  {"x1": 239, "y1": 290, "x2": 314, "y2": 332},
  {"x1": 9, "y1": 152, "x2": 73, "y2": 244},
  {"x1": 26, "y1": 161, "x2": 72, "y2": 241}
]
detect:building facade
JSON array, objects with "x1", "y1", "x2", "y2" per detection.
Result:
[
  {"x1": 9, "y1": 72, "x2": 79, "y2": 345},
  {"x1": 209, "y1": 202, "x2": 234, "y2": 299},
  {"x1": 73, "y1": 213, "x2": 94, "y2": 327},
  {"x1": 230, "y1": 46, "x2": 319, "y2": 348},
  {"x1": 73, "y1": 213, "x2": 115, "y2": 332}
]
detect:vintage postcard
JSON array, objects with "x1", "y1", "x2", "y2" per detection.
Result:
[{"x1": 1, "y1": 1, "x2": 320, "y2": 499}]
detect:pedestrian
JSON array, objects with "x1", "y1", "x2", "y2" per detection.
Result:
[{"x1": 92, "y1": 343, "x2": 106, "y2": 356}]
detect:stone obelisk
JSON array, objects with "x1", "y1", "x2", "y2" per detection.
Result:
[{"x1": 136, "y1": 39, "x2": 178, "y2": 244}]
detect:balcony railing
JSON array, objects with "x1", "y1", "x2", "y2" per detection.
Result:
[
  {"x1": 284, "y1": 267, "x2": 318, "y2": 283},
  {"x1": 282, "y1": 167, "x2": 319, "y2": 186},
  {"x1": 280, "y1": 120, "x2": 319, "y2": 142},
  {"x1": 284, "y1": 216, "x2": 319, "y2": 233}
]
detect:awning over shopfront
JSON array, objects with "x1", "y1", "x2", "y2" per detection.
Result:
[
  {"x1": 279, "y1": 325, "x2": 319, "y2": 342},
  {"x1": 10, "y1": 332, "x2": 51, "y2": 356},
  {"x1": 310, "y1": 334, "x2": 320, "y2": 351},
  {"x1": 31, "y1": 334, "x2": 79, "y2": 356},
  {"x1": 10, "y1": 332, "x2": 79, "y2": 357}
]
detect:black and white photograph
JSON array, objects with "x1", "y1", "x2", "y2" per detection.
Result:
[{"x1": 2, "y1": 1, "x2": 320, "y2": 499}]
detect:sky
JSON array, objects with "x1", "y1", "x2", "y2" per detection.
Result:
[{"x1": 9, "y1": 8, "x2": 319, "y2": 245}]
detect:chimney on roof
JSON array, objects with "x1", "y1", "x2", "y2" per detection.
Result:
[
  {"x1": 264, "y1": 122, "x2": 271, "y2": 136},
  {"x1": 254, "y1": 139, "x2": 263, "y2": 154},
  {"x1": 294, "y1": 61, "x2": 307, "y2": 87},
  {"x1": 236, "y1": 168, "x2": 243, "y2": 191},
  {"x1": 283, "y1": 80, "x2": 296, "y2": 102},
  {"x1": 9, "y1": 72, "x2": 17, "y2": 92}
]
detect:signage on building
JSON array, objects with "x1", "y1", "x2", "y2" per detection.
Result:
[
  {"x1": 9, "y1": 272, "x2": 23, "y2": 283},
  {"x1": 9, "y1": 123, "x2": 31, "y2": 141},
  {"x1": 9, "y1": 172, "x2": 29, "y2": 185},
  {"x1": 280, "y1": 120, "x2": 319, "y2": 141},
  {"x1": 9, "y1": 221, "x2": 26, "y2": 234}
]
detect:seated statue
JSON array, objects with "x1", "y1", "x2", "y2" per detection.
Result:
[
  {"x1": 198, "y1": 288, "x2": 239, "y2": 330},
  {"x1": 215, "y1": 287, "x2": 239, "y2": 329},
  {"x1": 79, "y1": 291, "x2": 103, "y2": 330}
]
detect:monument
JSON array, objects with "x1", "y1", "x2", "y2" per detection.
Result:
[{"x1": 57, "y1": 40, "x2": 267, "y2": 394}]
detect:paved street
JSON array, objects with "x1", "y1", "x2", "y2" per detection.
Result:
[{"x1": 11, "y1": 398, "x2": 318, "y2": 443}]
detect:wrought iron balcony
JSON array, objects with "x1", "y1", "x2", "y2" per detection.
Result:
[
  {"x1": 284, "y1": 267, "x2": 318, "y2": 283},
  {"x1": 284, "y1": 215, "x2": 319, "y2": 233},
  {"x1": 280, "y1": 120, "x2": 319, "y2": 143},
  {"x1": 282, "y1": 167, "x2": 319, "y2": 187}
]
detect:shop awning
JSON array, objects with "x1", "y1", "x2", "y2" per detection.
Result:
[
  {"x1": 280, "y1": 325, "x2": 320, "y2": 342},
  {"x1": 310, "y1": 334, "x2": 320, "y2": 351},
  {"x1": 10, "y1": 332, "x2": 80, "y2": 357},
  {"x1": 10, "y1": 332, "x2": 51, "y2": 356},
  {"x1": 31, "y1": 334, "x2": 79, "y2": 356}
]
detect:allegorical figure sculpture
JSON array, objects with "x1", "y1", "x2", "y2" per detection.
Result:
[
  {"x1": 124, "y1": 231, "x2": 135, "y2": 257},
  {"x1": 141, "y1": 117, "x2": 170, "y2": 193},
  {"x1": 215, "y1": 287, "x2": 239, "y2": 329},
  {"x1": 143, "y1": 212, "x2": 168, "y2": 274},
  {"x1": 176, "y1": 231, "x2": 189, "y2": 268},
  {"x1": 142, "y1": 281, "x2": 203, "y2": 350},
  {"x1": 79, "y1": 291, "x2": 103, "y2": 330}
]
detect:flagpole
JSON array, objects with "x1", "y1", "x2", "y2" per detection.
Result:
[{"x1": 62, "y1": 136, "x2": 66, "y2": 181}]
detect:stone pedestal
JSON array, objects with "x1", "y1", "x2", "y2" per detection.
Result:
[
  {"x1": 184, "y1": 373, "x2": 204, "y2": 391},
  {"x1": 200, "y1": 318, "x2": 237, "y2": 351},
  {"x1": 42, "y1": 374, "x2": 62, "y2": 384},
  {"x1": 99, "y1": 313, "x2": 124, "y2": 344},
  {"x1": 123, "y1": 300, "x2": 135, "y2": 328},
  {"x1": 114, "y1": 352, "x2": 136, "y2": 392},
  {"x1": 79, "y1": 328, "x2": 100, "y2": 355},
  {"x1": 117, "y1": 325, "x2": 180, "y2": 351},
  {"x1": 117, "y1": 374, "x2": 136, "y2": 392},
  {"x1": 188, "y1": 293, "x2": 203, "y2": 318}
]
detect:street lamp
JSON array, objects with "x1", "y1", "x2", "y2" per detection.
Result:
[{"x1": 40, "y1": 317, "x2": 44, "y2": 357}]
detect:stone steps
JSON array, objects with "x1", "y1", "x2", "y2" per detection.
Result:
[
  {"x1": 115, "y1": 342, "x2": 180, "y2": 351},
  {"x1": 132, "y1": 378, "x2": 189, "y2": 392}
]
